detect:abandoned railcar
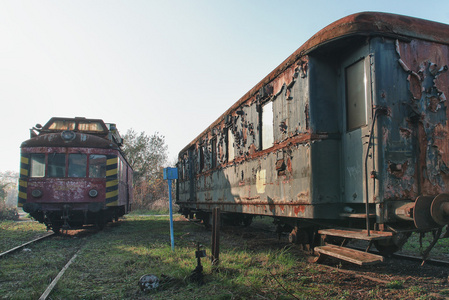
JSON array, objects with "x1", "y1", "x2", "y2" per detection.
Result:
[
  {"x1": 177, "y1": 12, "x2": 449, "y2": 257},
  {"x1": 19, "y1": 117, "x2": 133, "y2": 232}
]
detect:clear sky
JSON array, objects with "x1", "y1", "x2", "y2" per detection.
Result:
[{"x1": 1, "y1": 0, "x2": 449, "y2": 172}]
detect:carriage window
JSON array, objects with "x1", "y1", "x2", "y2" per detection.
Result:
[
  {"x1": 48, "y1": 153, "x2": 66, "y2": 177},
  {"x1": 68, "y1": 154, "x2": 87, "y2": 177},
  {"x1": 30, "y1": 154, "x2": 45, "y2": 177},
  {"x1": 262, "y1": 101, "x2": 274, "y2": 150},
  {"x1": 89, "y1": 155, "x2": 107, "y2": 178},
  {"x1": 48, "y1": 120, "x2": 75, "y2": 131},
  {"x1": 227, "y1": 128, "x2": 235, "y2": 161},
  {"x1": 345, "y1": 59, "x2": 368, "y2": 131}
]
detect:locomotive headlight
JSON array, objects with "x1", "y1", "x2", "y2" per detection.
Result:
[
  {"x1": 31, "y1": 189, "x2": 43, "y2": 198},
  {"x1": 61, "y1": 130, "x2": 76, "y2": 141},
  {"x1": 88, "y1": 189, "x2": 98, "y2": 198}
]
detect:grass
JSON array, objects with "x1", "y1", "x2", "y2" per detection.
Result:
[
  {"x1": 0, "y1": 216, "x2": 310, "y2": 299},
  {"x1": 0, "y1": 219, "x2": 47, "y2": 253},
  {"x1": 128, "y1": 208, "x2": 170, "y2": 215},
  {"x1": 1, "y1": 216, "x2": 448, "y2": 299},
  {"x1": 402, "y1": 230, "x2": 449, "y2": 258}
]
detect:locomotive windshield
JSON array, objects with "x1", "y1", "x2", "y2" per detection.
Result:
[
  {"x1": 28, "y1": 153, "x2": 108, "y2": 178},
  {"x1": 43, "y1": 117, "x2": 108, "y2": 134},
  {"x1": 48, "y1": 120, "x2": 76, "y2": 131}
]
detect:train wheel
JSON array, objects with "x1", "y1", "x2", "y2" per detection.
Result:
[
  {"x1": 96, "y1": 213, "x2": 106, "y2": 229},
  {"x1": 242, "y1": 215, "x2": 253, "y2": 227},
  {"x1": 374, "y1": 241, "x2": 399, "y2": 257}
]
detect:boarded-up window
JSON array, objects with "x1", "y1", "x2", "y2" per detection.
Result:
[
  {"x1": 345, "y1": 59, "x2": 367, "y2": 131},
  {"x1": 262, "y1": 101, "x2": 274, "y2": 150},
  {"x1": 228, "y1": 128, "x2": 235, "y2": 161},
  {"x1": 211, "y1": 138, "x2": 217, "y2": 169}
]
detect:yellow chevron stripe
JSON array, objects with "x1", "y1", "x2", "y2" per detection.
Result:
[
  {"x1": 20, "y1": 169, "x2": 29, "y2": 176},
  {"x1": 106, "y1": 169, "x2": 117, "y2": 177},
  {"x1": 21, "y1": 157, "x2": 29, "y2": 164},
  {"x1": 19, "y1": 180, "x2": 27, "y2": 188},
  {"x1": 106, "y1": 179, "x2": 118, "y2": 187},
  {"x1": 106, "y1": 200, "x2": 118, "y2": 207},
  {"x1": 19, "y1": 191, "x2": 27, "y2": 199},
  {"x1": 107, "y1": 157, "x2": 118, "y2": 165},
  {"x1": 106, "y1": 190, "x2": 119, "y2": 198}
]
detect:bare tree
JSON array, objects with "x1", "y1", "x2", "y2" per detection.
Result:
[
  {"x1": 0, "y1": 171, "x2": 19, "y2": 220},
  {"x1": 122, "y1": 129, "x2": 168, "y2": 210},
  {"x1": 0, "y1": 171, "x2": 18, "y2": 206},
  {"x1": 122, "y1": 129, "x2": 168, "y2": 183}
]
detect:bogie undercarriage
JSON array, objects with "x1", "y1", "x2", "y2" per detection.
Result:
[{"x1": 28, "y1": 205, "x2": 126, "y2": 233}]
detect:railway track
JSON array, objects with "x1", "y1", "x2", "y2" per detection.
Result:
[
  {"x1": 0, "y1": 232, "x2": 55, "y2": 258},
  {"x1": 1, "y1": 227, "x2": 99, "y2": 299}
]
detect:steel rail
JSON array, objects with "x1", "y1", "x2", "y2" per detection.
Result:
[{"x1": 0, "y1": 232, "x2": 55, "y2": 258}]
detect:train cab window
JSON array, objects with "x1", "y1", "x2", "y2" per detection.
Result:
[
  {"x1": 262, "y1": 101, "x2": 274, "y2": 150},
  {"x1": 227, "y1": 128, "x2": 235, "y2": 161},
  {"x1": 48, "y1": 153, "x2": 66, "y2": 177},
  {"x1": 345, "y1": 59, "x2": 368, "y2": 131},
  {"x1": 48, "y1": 120, "x2": 75, "y2": 131},
  {"x1": 68, "y1": 154, "x2": 87, "y2": 177},
  {"x1": 30, "y1": 154, "x2": 45, "y2": 177},
  {"x1": 89, "y1": 155, "x2": 107, "y2": 178},
  {"x1": 78, "y1": 121, "x2": 104, "y2": 132}
]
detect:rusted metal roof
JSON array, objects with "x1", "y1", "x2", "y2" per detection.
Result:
[{"x1": 180, "y1": 12, "x2": 449, "y2": 155}]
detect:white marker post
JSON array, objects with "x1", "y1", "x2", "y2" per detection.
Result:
[{"x1": 163, "y1": 167, "x2": 178, "y2": 251}]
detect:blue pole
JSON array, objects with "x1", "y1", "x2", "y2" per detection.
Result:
[
  {"x1": 168, "y1": 178, "x2": 174, "y2": 251},
  {"x1": 164, "y1": 167, "x2": 177, "y2": 251}
]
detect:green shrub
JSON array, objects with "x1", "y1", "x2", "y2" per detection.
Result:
[{"x1": 0, "y1": 202, "x2": 18, "y2": 221}]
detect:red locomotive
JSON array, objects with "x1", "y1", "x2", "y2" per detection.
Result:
[{"x1": 18, "y1": 117, "x2": 133, "y2": 232}]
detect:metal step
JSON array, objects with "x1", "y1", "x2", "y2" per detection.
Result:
[
  {"x1": 318, "y1": 228, "x2": 393, "y2": 241},
  {"x1": 314, "y1": 244, "x2": 384, "y2": 265}
]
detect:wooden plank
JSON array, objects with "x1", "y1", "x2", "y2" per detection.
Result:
[
  {"x1": 318, "y1": 229, "x2": 393, "y2": 241},
  {"x1": 315, "y1": 245, "x2": 384, "y2": 266}
]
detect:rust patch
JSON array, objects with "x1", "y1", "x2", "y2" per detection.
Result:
[
  {"x1": 293, "y1": 205, "x2": 306, "y2": 215},
  {"x1": 286, "y1": 156, "x2": 293, "y2": 173},
  {"x1": 396, "y1": 39, "x2": 449, "y2": 190},
  {"x1": 296, "y1": 191, "x2": 309, "y2": 203}
]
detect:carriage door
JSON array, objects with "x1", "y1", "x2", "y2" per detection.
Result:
[{"x1": 342, "y1": 54, "x2": 373, "y2": 205}]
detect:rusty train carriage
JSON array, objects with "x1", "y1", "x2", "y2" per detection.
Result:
[
  {"x1": 19, "y1": 117, "x2": 133, "y2": 232},
  {"x1": 177, "y1": 12, "x2": 449, "y2": 257}
]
